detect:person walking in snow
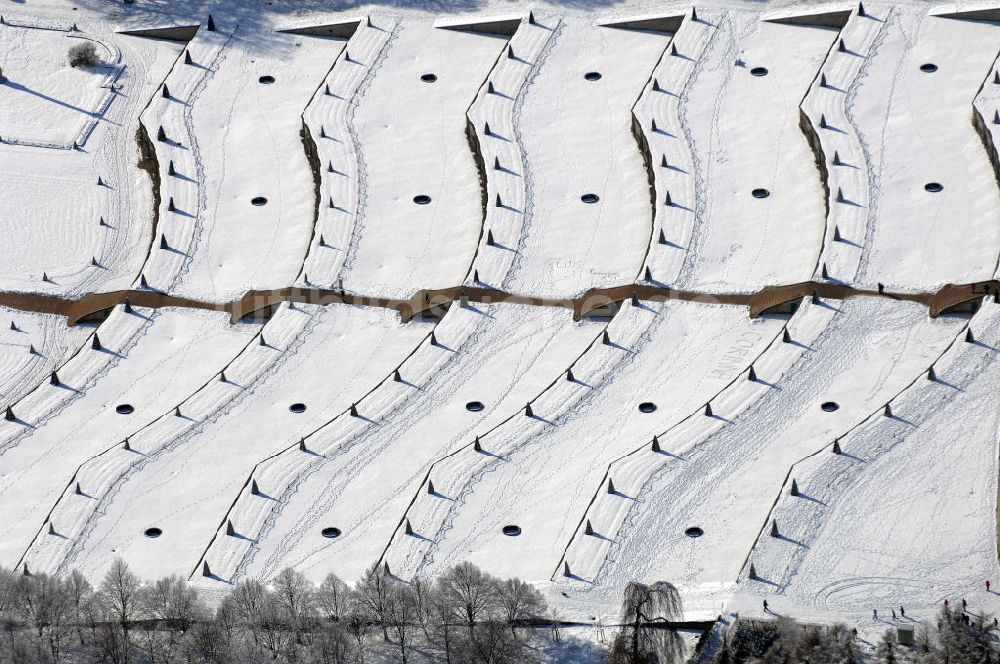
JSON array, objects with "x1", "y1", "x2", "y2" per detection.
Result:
[
  {"x1": 873, "y1": 608, "x2": 878, "y2": 621},
  {"x1": 892, "y1": 610, "x2": 896, "y2": 620},
  {"x1": 962, "y1": 599, "x2": 967, "y2": 611},
  {"x1": 763, "y1": 599, "x2": 769, "y2": 613},
  {"x1": 900, "y1": 605, "x2": 905, "y2": 618}
]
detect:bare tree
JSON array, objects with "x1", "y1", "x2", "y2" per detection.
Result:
[
  {"x1": 0, "y1": 567, "x2": 21, "y2": 652},
  {"x1": 386, "y1": 580, "x2": 419, "y2": 663},
  {"x1": 185, "y1": 620, "x2": 231, "y2": 664},
  {"x1": 429, "y1": 586, "x2": 457, "y2": 664},
  {"x1": 496, "y1": 578, "x2": 546, "y2": 637},
  {"x1": 311, "y1": 621, "x2": 356, "y2": 664},
  {"x1": 222, "y1": 578, "x2": 289, "y2": 661},
  {"x1": 356, "y1": 564, "x2": 393, "y2": 641},
  {"x1": 142, "y1": 574, "x2": 205, "y2": 663},
  {"x1": 316, "y1": 573, "x2": 352, "y2": 623},
  {"x1": 99, "y1": 559, "x2": 142, "y2": 664},
  {"x1": 17, "y1": 572, "x2": 71, "y2": 662},
  {"x1": 65, "y1": 570, "x2": 92, "y2": 646},
  {"x1": 271, "y1": 567, "x2": 316, "y2": 643},
  {"x1": 142, "y1": 575, "x2": 199, "y2": 633},
  {"x1": 469, "y1": 620, "x2": 527, "y2": 664},
  {"x1": 343, "y1": 593, "x2": 371, "y2": 664},
  {"x1": 435, "y1": 562, "x2": 499, "y2": 636},
  {"x1": 410, "y1": 577, "x2": 435, "y2": 640}
]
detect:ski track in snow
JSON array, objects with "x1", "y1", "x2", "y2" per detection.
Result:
[
  {"x1": 738, "y1": 299, "x2": 1000, "y2": 621},
  {"x1": 4, "y1": 1, "x2": 1000, "y2": 632},
  {"x1": 188, "y1": 16, "x2": 571, "y2": 586},
  {"x1": 26, "y1": 20, "x2": 398, "y2": 577}
]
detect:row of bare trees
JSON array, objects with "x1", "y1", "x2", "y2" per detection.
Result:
[{"x1": 0, "y1": 559, "x2": 549, "y2": 664}]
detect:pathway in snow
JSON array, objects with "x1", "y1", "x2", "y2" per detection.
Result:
[
  {"x1": 463, "y1": 14, "x2": 560, "y2": 290},
  {"x1": 137, "y1": 24, "x2": 235, "y2": 293},
  {"x1": 804, "y1": 5, "x2": 887, "y2": 286},
  {"x1": 297, "y1": 19, "x2": 392, "y2": 290}
]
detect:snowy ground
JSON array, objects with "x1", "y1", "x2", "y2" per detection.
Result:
[
  {"x1": 568, "y1": 297, "x2": 962, "y2": 621},
  {"x1": 169, "y1": 28, "x2": 340, "y2": 300},
  {"x1": 850, "y1": 6, "x2": 1000, "y2": 290},
  {"x1": 729, "y1": 297, "x2": 1000, "y2": 641},
  {"x1": 410, "y1": 301, "x2": 782, "y2": 582},
  {"x1": 40, "y1": 305, "x2": 430, "y2": 582},
  {"x1": 200, "y1": 304, "x2": 599, "y2": 585},
  {"x1": 500, "y1": 19, "x2": 666, "y2": 297},
  {"x1": 671, "y1": 15, "x2": 832, "y2": 292},
  {"x1": 0, "y1": 308, "x2": 257, "y2": 567},
  {"x1": 338, "y1": 20, "x2": 501, "y2": 298},
  {"x1": 2, "y1": 0, "x2": 1000, "y2": 649},
  {"x1": 0, "y1": 18, "x2": 177, "y2": 295}
]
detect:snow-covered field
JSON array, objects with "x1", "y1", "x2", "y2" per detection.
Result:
[{"x1": 3, "y1": 0, "x2": 1000, "y2": 649}]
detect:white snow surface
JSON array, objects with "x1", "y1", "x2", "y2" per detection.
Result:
[
  {"x1": 0, "y1": 308, "x2": 257, "y2": 566},
  {"x1": 40, "y1": 305, "x2": 430, "y2": 581},
  {"x1": 850, "y1": 7, "x2": 1000, "y2": 290},
  {"x1": 499, "y1": 19, "x2": 665, "y2": 297},
  {"x1": 168, "y1": 29, "x2": 340, "y2": 300},
  {"x1": 669, "y1": 13, "x2": 831, "y2": 292},
  {"x1": 0, "y1": 19, "x2": 178, "y2": 295},
  {"x1": 338, "y1": 20, "x2": 502, "y2": 298},
  {"x1": 3, "y1": 0, "x2": 1000, "y2": 642}
]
